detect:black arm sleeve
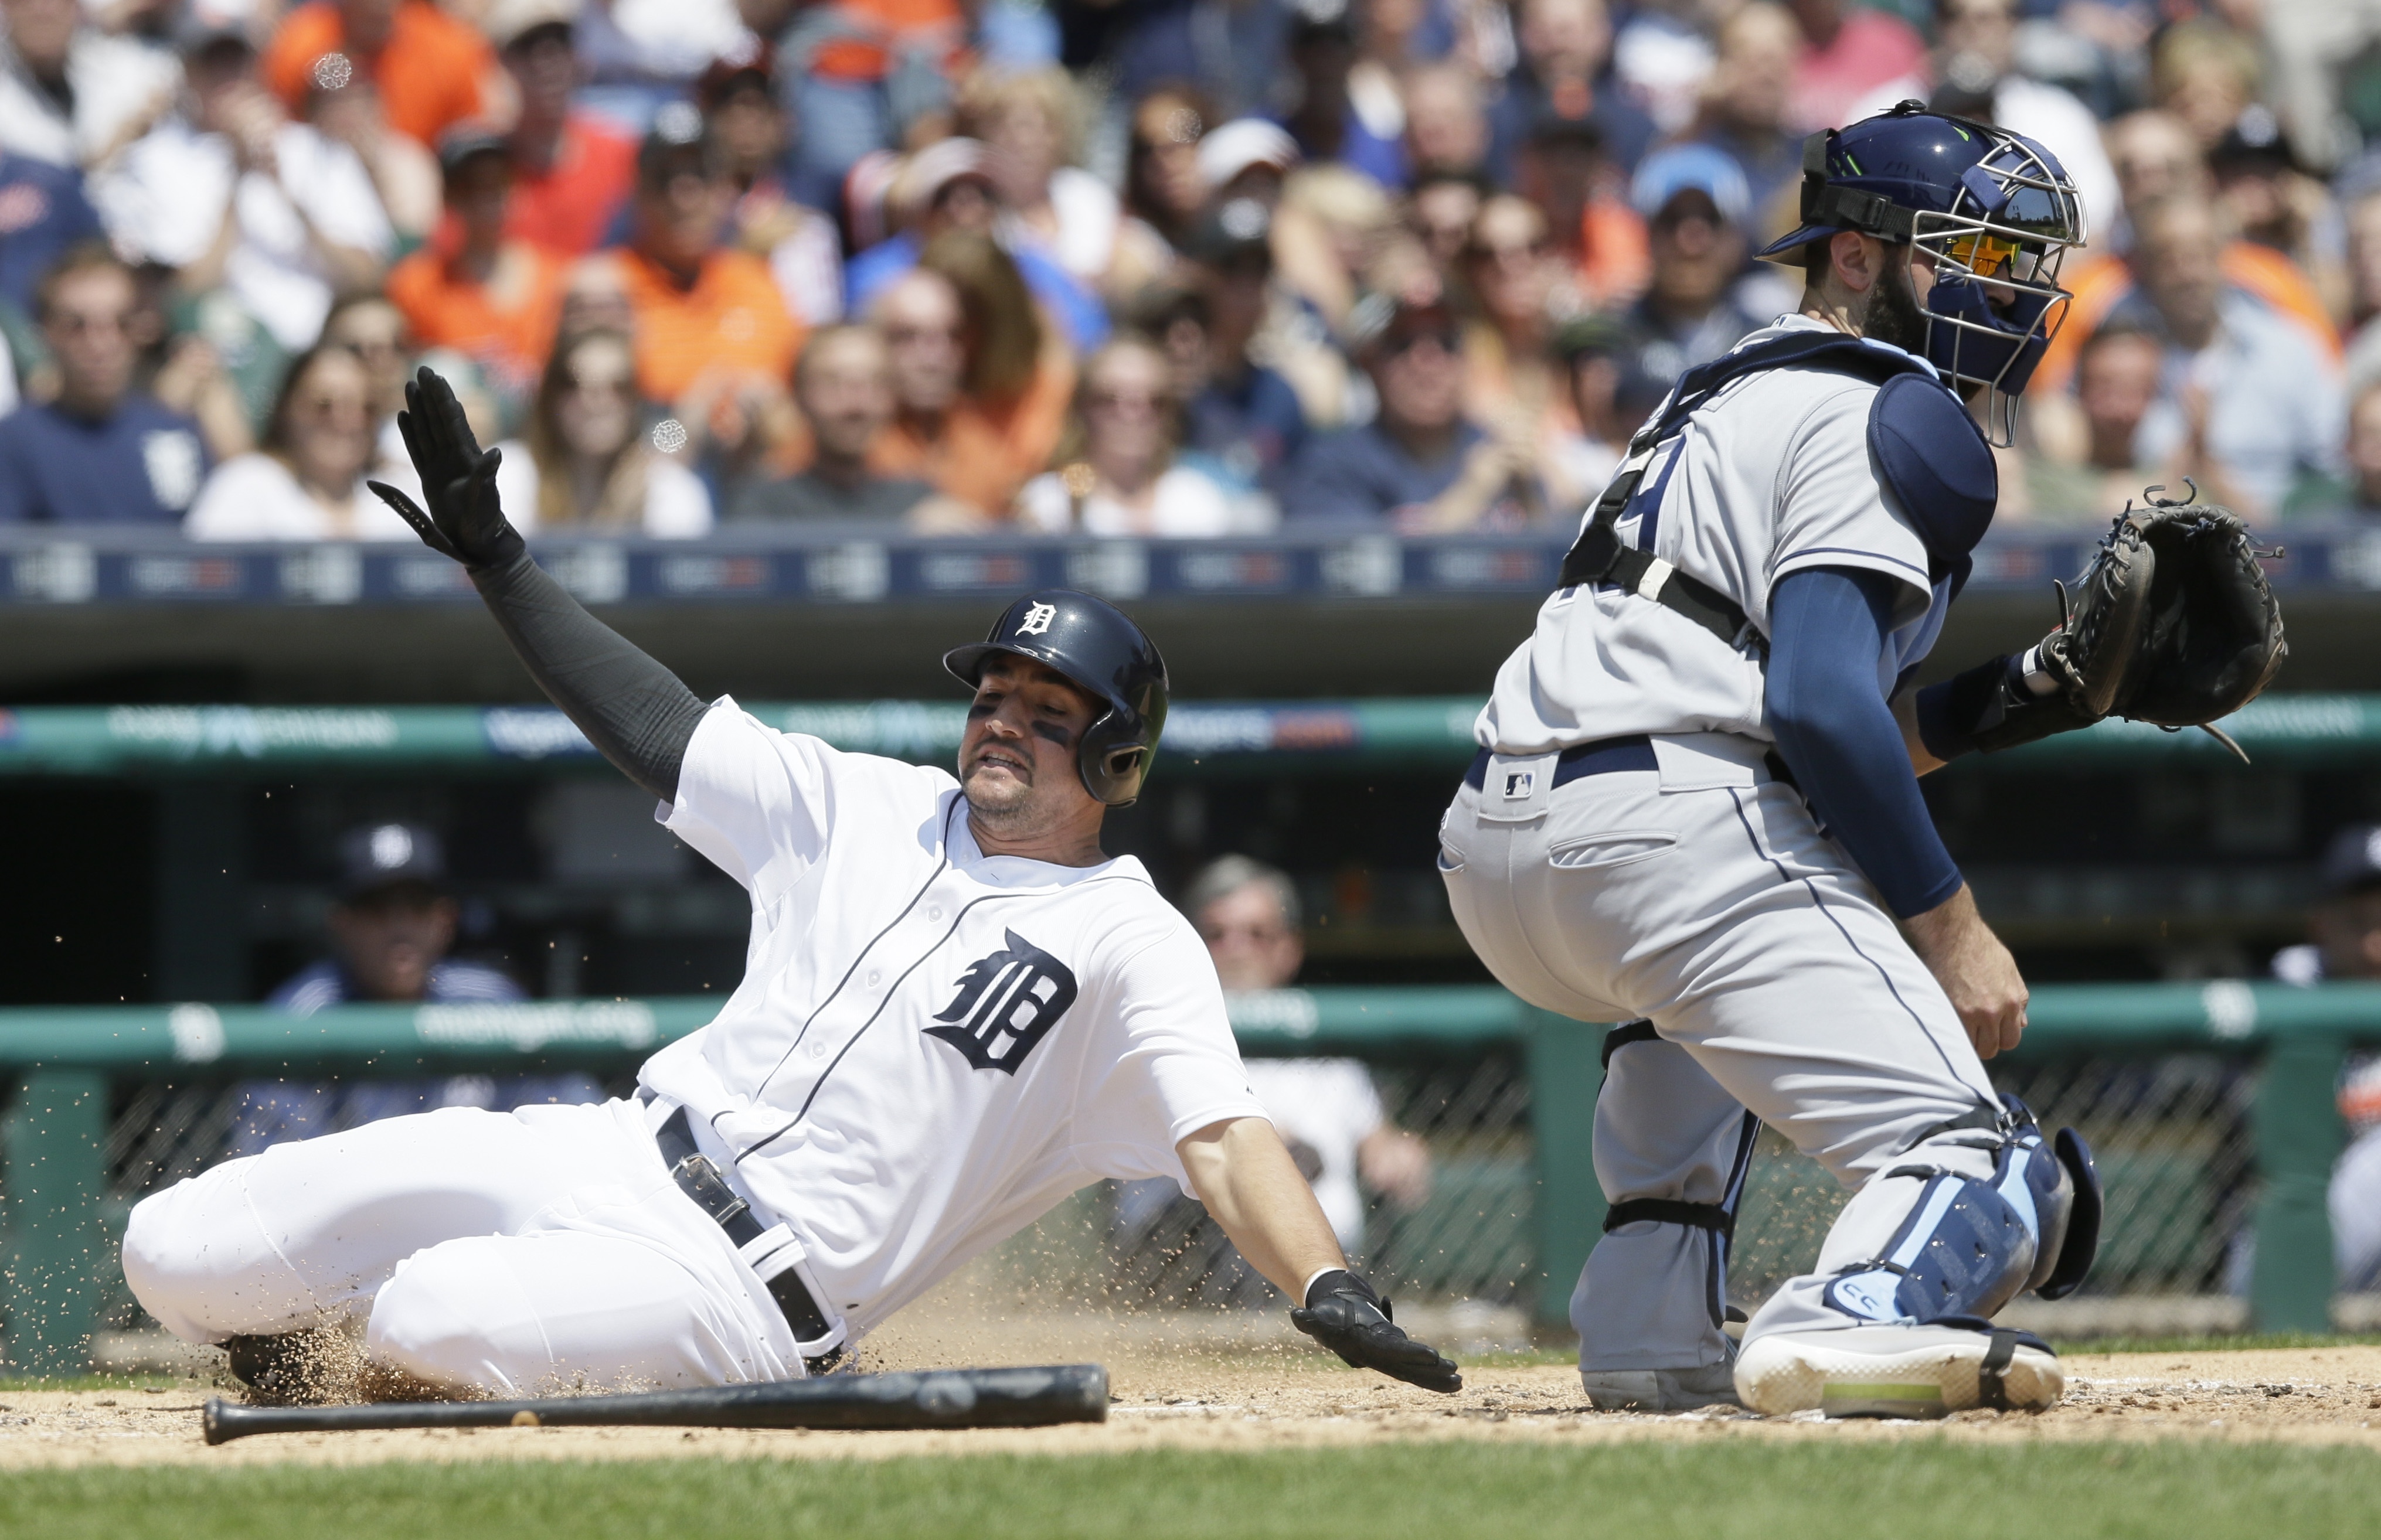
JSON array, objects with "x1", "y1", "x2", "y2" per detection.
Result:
[{"x1": 470, "y1": 552, "x2": 711, "y2": 803}]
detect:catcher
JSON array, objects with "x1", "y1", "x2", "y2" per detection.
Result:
[{"x1": 1440, "y1": 103, "x2": 2285, "y2": 1419}]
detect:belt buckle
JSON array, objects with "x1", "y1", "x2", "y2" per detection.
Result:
[{"x1": 673, "y1": 1151, "x2": 752, "y2": 1228}]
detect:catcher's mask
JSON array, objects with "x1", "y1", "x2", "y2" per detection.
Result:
[
  {"x1": 1759, "y1": 101, "x2": 2086, "y2": 445},
  {"x1": 944, "y1": 590, "x2": 1170, "y2": 808}
]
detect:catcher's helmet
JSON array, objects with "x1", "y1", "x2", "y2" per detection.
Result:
[
  {"x1": 944, "y1": 590, "x2": 1170, "y2": 807},
  {"x1": 1757, "y1": 100, "x2": 2085, "y2": 442}
]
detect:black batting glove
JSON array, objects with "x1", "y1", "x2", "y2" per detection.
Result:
[
  {"x1": 366, "y1": 366, "x2": 523, "y2": 570},
  {"x1": 1291, "y1": 1269, "x2": 1462, "y2": 1394}
]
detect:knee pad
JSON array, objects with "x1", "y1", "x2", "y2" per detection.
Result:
[
  {"x1": 1995, "y1": 1095, "x2": 2103, "y2": 1300},
  {"x1": 1823, "y1": 1098, "x2": 2101, "y2": 1324}
]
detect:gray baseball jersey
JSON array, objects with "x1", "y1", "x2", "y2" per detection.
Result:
[{"x1": 1479, "y1": 316, "x2": 1953, "y2": 756}]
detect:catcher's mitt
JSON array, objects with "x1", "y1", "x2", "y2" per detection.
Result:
[
  {"x1": 2107, "y1": 492, "x2": 2287, "y2": 734},
  {"x1": 1971, "y1": 486, "x2": 2284, "y2": 758}
]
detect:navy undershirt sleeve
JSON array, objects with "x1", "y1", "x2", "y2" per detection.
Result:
[{"x1": 1766, "y1": 566, "x2": 1964, "y2": 919}]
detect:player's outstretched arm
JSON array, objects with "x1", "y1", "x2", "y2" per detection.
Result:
[
  {"x1": 366, "y1": 367, "x2": 710, "y2": 803},
  {"x1": 1177, "y1": 1117, "x2": 1462, "y2": 1394}
]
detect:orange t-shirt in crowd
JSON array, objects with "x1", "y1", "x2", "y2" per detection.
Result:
[
  {"x1": 809, "y1": 0, "x2": 968, "y2": 81},
  {"x1": 506, "y1": 115, "x2": 638, "y2": 257},
  {"x1": 865, "y1": 347, "x2": 1074, "y2": 517},
  {"x1": 1577, "y1": 199, "x2": 1651, "y2": 311},
  {"x1": 386, "y1": 239, "x2": 568, "y2": 397},
  {"x1": 261, "y1": 0, "x2": 493, "y2": 146},
  {"x1": 2033, "y1": 243, "x2": 2342, "y2": 396},
  {"x1": 608, "y1": 247, "x2": 805, "y2": 403}
]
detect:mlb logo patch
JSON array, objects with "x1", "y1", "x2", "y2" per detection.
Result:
[{"x1": 1502, "y1": 770, "x2": 1534, "y2": 800}]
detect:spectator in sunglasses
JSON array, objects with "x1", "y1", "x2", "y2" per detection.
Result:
[
  {"x1": 186, "y1": 341, "x2": 399, "y2": 538},
  {"x1": 1122, "y1": 83, "x2": 1212, "y2": 253},
  {"x1": 1283, "y1": 292, "x2": 1542, "y2": 530},
  {"x1": 486, "y1": 326, "x2": 713, "y2": 534},
  {"x1": 1617, "y1": 144, "x2": 1784, "y2": 406},
  {"x1": 1015, "y1": 333, "x2": 1252, "y2": 536}
]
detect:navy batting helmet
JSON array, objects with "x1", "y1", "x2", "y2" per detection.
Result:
[
  {"x1": 944, "y1": 591, "x2": 1170, "y2": 807},
  {"x1": 1757, "y1": 100, "x2": 2085, "y2": 441}
]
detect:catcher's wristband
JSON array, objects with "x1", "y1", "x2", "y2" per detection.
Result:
[
  {"x1": 1916, "y1": 653, "x2": 2019, "y2": 762},
  {"x1": 1920, "y1": 649, "x2": 2095, "y2": 759}
]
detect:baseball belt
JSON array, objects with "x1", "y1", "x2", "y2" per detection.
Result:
[
  {"x1": 648, "y1": 1100, "x2": 846, "y2": 1373},
  {"x1": 1462, "y1": 737, "x2": 1800, "y2": 795}
]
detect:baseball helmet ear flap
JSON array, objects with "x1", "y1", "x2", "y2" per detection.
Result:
[{"x1": 1077, "y1": 682, "x2": 1168, "y2": 806}]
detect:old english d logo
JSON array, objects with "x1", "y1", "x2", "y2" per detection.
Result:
[{"x1": 925, "y1": 931, "x2": 1079, "y2": 1074}]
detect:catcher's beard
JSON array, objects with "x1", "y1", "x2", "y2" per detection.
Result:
[{"x1": 1865, "y1": 254, "x2": 1930, "y2": 356}]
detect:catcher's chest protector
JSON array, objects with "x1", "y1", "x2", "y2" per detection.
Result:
[
  {"x1": 1559, "y1": 333, "x2": 1997, "y2": 646},
  {"x1": 1866, "y1": 372, "x2": 1997, "y2": 589}
]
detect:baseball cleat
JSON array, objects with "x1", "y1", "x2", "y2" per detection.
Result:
[
  {"x1": 224, "y1": 1329, "x2": 345, "y2": 1407},
  {"x1": 1580, "y1": 1361, "x2": 1741, "y2": 1412},
  {"x1": 1733, "y1": 1323, "x2": 2063, "y2": 1418}
]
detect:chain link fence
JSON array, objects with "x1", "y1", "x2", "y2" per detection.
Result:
[
  {"x1": 36, "y1": 1045, "x2": 2269, "y2": 1345},
  {"x1": 1106, "y1": 1052, "x2": 1537, "y2": 1309},
  {"x1": 1733, "y1": 1055, "x2": 2257, "y2": 1309}
]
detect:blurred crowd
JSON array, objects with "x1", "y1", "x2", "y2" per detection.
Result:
[{"x1": 3, "y1": 0, "x2": 2381, "y2": 535}]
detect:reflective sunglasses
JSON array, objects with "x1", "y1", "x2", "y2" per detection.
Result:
[{"x1": 1943, "y1": 231, "x2": 2023, "y2": 274}]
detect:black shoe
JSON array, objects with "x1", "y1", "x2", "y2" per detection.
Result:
[{"x1": 223, "y1": 1333, "x2": 315, "y2": 1405}]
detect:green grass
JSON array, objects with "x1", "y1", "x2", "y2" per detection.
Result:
[
  {"x1": 1469, "y1": 1332, "x2": 2381, "y2": 1366},
  {"x1": 8, "y1": 1440, "x2": 2381, "y2": 1539},
  {"x1": 2046, "y1": 1332, "x2": 2381, "y2": 1355}
]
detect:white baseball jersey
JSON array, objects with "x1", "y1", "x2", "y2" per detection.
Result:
[
  {"x1": 1478, "y1": 316, "x2": 1953, "y2": 757},
  {"x1": 638, "y1": 700, "x2": 1269, "y2": 1337}
]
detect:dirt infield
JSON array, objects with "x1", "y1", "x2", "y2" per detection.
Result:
[{"x1": 11, "y1": 1307, "x2": 2381, "y2": 1470}]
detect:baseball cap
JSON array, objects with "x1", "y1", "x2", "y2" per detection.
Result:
[
  {"x1": 337, "y1": 822, "x2": 447, "y2": 900},
  {"x1": 485, "y1": 0, "x2": 580, "y2": 50},
  {"x1": 1181, "y1": 197, "x2": 1273, "y2": 266},
  {"x1": 1631, "y1": 143, "x2": 1751, "y2": 224},
  {"x1": 2321, "y1": 825, "x2": 2381, "y2": 898},
  {"x1": 2210, "y1": 103, "x2": 2301, "y2": 176},
  {"x1": 637, "y1": 100, "x2": 713, "y2": 185},
  {"x1": 1522, "y1": 105, "x2": 1604, "y2": 155},
  {"x1": 1348, "y1": 287, "x2": 1458, "y2": 356},
  {"x1": 1196, "y1": 120, "x2": 1301, "y2": 191},
  {"x1": 696, "y1": 36, "x2": 777, "y2": 111},
  {"x1": 436, "y1": 122, "x2": 512, "y2": 182},
  {"x1": 892, "y1": 137, "x2": 995, "y2": 219},
  {"x1": 174, "y1": 10, "x2": 254, "y2": 58},
  {"x1": 1551, "y1": 312, "x2": 1632, "y2": 363}
]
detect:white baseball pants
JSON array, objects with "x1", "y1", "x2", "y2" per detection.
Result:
[
  {"x1": 121, "y1": 1098, "x2": 804, "y2": 1396},
  {"x1": 1438, "y1": 735, "x2": 2005, "y2": 1373}
]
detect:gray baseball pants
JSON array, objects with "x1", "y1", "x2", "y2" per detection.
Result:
[{"x1": 1437, "y1": 734, "x2": 2004, "y2": 1373}]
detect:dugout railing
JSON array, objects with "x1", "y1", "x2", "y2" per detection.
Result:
[{"x1": 0, "y1": 982, "x2": 2368, "y2": 1377}]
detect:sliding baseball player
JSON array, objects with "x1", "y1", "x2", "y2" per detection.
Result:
[{"x1": 123, "y1": 370, "x2": 1459, "y2": 1402}]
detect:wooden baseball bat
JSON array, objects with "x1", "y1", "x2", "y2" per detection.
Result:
[{"x1": 201, "y1": 1363, "x2": 1108, "y2": 1445}]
